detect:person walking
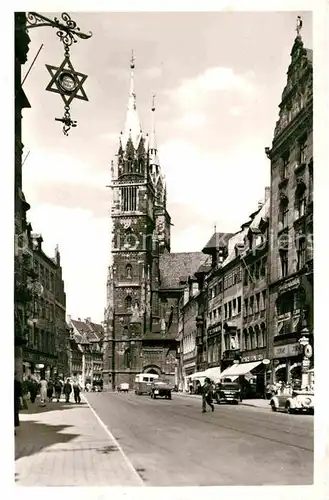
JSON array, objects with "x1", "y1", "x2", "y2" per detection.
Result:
[
  {"x1": 63, "y1": 379, "x2": 72, "y2": 403},
  {"x1": 73, "y1": 380, "x2": 81, "y2": 404},
  {"x1": 47, "y1": 379, "x2": 54, "y2": 402},
  {"x1": 29, "y1": 377, "x2": 38, "y2": 403},
  {"x1": 54, "y1": 378, "x2": 63, "y2": 402},
  {"x1": 14, "y1": 372, "x2": 22, "y2": 434},
  {"x1": 39, "y1": 377, "x2": 48, "y2": 406},
  {"x1": 202, "y1": 377, "x2": 215, "y2": 413}
]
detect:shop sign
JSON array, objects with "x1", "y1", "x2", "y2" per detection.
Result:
[
  {"x1": 279, "y1": 277, "x2": 300, "y2": 294},
  {"x1": 241, "y1": 353, "x2": 264, "y2": 363},
  {"x1": 273, "y1": 342, "x2": 300, "y2": 358}
]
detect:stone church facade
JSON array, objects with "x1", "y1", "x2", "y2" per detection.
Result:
[{"x1": 103, "y1": 57, "x2": 207, "y2": 389}]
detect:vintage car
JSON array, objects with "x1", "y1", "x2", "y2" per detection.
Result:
[
  {"x1": 117, "y1": 383, "x2": 129, "y2": 393},
  {"x1": 215, "y1": 382, "x2": 241, "y2": 404},
  {"x1": 150, "y1": 380, "x2": 172, "y2": 399},
  {"x1": 270, "y1": 390, "x2": 314, "y2": 414}
]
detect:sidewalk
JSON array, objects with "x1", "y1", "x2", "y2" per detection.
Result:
[
  {"x1": 15, "y1": 395, "x2": 143, "y2": 486},
  {"x1": 175, "y1": 392, "x2": 270, "y2": 409}
]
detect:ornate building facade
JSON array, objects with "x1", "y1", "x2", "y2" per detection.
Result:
[
  {"x1": 266, "y1": 30, "x2": 313, "y2": 385},
  {"x1": 103, "y1": 58, "x2": 207, "y2": 389}
]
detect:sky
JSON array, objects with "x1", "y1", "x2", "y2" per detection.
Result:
[{"x1": 21, "y1": 10, "x2": 313, "y2": 323}]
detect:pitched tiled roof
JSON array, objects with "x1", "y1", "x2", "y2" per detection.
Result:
[
  {"x1": 71, "y1": 319, "x2": 97, "y2": 344},
  {"x1": 87, "y1": 321, "x2": 105, "y2": 340},
  {"x1": 159, "y1": 252, "x2": 208, "y2": 290},
  {"x1": 202, "y1": 232, "x2": 234, "y2": 254},
  {"x1": 221, "y1": 229, "x2": 248, "y2": 267}
]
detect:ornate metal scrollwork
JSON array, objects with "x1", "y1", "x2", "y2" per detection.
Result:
[{"x1": 27, "y1": 12, "x2": 92, "y2": 47}]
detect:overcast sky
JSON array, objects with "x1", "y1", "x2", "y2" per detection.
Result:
[{"x1": 22, "y1": 11, "x2": 312, "y2": 322}]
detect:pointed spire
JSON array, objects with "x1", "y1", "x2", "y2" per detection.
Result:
[
  {"x1": 296, "y1": 15, "x2": 303, "y2": 39},
  {"x1": 122, "y1": 50, "x2": 142, "y2": 149},
  {"x1": 149, "y1": 94, "x2": 160, "y2": 167}
]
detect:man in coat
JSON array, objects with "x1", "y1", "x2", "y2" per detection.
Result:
[
  {"x1": 63, "y1": 379, "x2": 72, "y2": 403},
  {"x1": 202, "y1": 377, "x2": 215, "y2": 413}
]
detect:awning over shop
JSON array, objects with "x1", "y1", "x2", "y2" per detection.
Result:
[
  {"x1": 219, "y1": 361, "x2": 263, "y2": 378},
  {"x1": 190, "y1": 371, "x2": 207, "y2": 380},
  {"x1": 203, "y1": 366, "x2": 222, "y2": 381}
]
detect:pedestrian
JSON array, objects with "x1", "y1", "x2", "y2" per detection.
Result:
[
  {"x1": 14, "y1": 372, "x2": 22, "y2": 434},
  {"x1": 47, "y1": 379, "x2": 54, "y2": 402},
  {"x1": 29, "y1": 377, "x2": 38, "y2": 403},
  {"x1": 72, "y1": 380, "x2": 81, "y2": 404},
  {"x1": 63, "y1": 378, "x2": 72, "y2": 403},
  {"x1": 202, "y1": 377, "x2": 215, "y2": 413},
  {"x1": 39, "y1": 377, "x2": 48, "y2": 406},
  {"x1": 189, "y1": 382, "x2": 193, "y2": 394},
  {"x1": 54, "y1": 378, "x2": 63, "y2": 402}
]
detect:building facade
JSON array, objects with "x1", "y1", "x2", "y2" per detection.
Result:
[
  {"x1": 22, "y1": 234, "x2": 68, "y2": 380},
  {"x1": 14, "y1": 12, "x2": 32, "y2": 380},
  {"x1": 266, "y1": 31, "x2": 313, "y2": 385},
  {"x1": 67, "y1": 317, "x2": 104, "y2": 387},
  {"x1": 104, "y1": 58, "x2": 207, "y2": 389}
]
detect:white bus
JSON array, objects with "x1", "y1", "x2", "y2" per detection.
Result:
[{"x1": 134, "y1": 373, "x2": 159, "y2": 395}]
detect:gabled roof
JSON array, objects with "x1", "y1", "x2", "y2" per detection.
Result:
[
  {"x1": 248, "y1": 198, "x2": 270, "y2": 234},
  {"x1": 159, "y1": 252, "x2": 208, "y2": 290},
  {"x1": 221, "y1": 229, "x2": 248, "y2": 268},
  {"x1": 202, "y1": 232, "x2": 234, "y2": 254},
  {"x1": 87, "y1": 321, "x2": 104, "y2": 341},
  {"x1": 71, "y1": 318, "x2": 102, "y2": 344}
]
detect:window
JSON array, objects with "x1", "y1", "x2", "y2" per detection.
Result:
[
  {"x1": 209, "y1": 312, "x2": 212, "y2": 322},
  {"x1": 213, "y1": 309, "x2": 217, "y2": 319},
  {"x1": 255, "y1": 293, "x2": 260, "y2": 313},
  {"x1": 243, "y1": 329, "x2": 249, "y2": 351},
  {"x1": 299, "y1": 138, "x2": 307, "y2": 164},
  {"x1": 255, "y1": 326, "x2": 262, "y2": 348},
  {"x1": 244, "y1": 298, "x2": 248, "y2": 317},
  {"x1": 121, "y1": 186, "x2": 137, "y2": 211},
  {"x1": 281, "y1": 151, "x2": 289, "y2": 179},
  {"x1": 218, "y1": 306, "x2": 222, "y2": 318},
  {"x1": 126, "y1": 264, "x2": 132, "y2": 279},
  {"x1": 243, "y1": 271, "x2": 248, "y2": 286},
  {"x1": 295, "y1": 184, "x2": 306, "y2": 219},
  {"x1": 228, "y1": 302, "x2": 232, "y2": 318},
  {"x1": 224, "y1": 304, "x2": 227, "y2": 319},
  {"x1": 293, "y1": 290, "x2": 303, "y2": 312},
  {"x1": 125, "y1": 295, "x2": 132, "y2": 310},
  {"x1": 233, "y1": 298, "x2": 237, "y2": 314},
  {"x1": 237, "y1": 297, "x2": 241, "y2": 314},
  {"x1": 249, "y1": 296, "x2": 254, "y2": 315},
  {"x1": 279, "y1": 250, "x2": 288, "y2": 277},
  {"x1": 250, "y1": 328, "x2": 255, "y2": 349},
  {"x1": 297, "y1": 236, "x2": 306, "y2": 270},
  {"x1": 279, "y1": 198, "x2": 289, "y2": 229},
  {"x1": 234, "y1": 268, "x2": 241, "y2": 284},
  {"x1": 261, "y1": 290, "x2": 267, "y2": 311}
]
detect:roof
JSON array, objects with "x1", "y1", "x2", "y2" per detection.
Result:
[
  {"x1": 71, "y1": 318, "x2": 102, "y2": 343},
  {"x1": 87, "y1": 321, "x2": 105, "y2": 340},
  {"x1": 248, "y1": 198, "x2": 270, "y2": 234},
  {"x1": 159, "y1": 252, "x2": 208, "y2": 290},
  {"x1": 221, "y1": 229, "x2": 248, "y2": 268},
  {"x1": 202, "y1": 232, "x2": 234, "y2": 254}
]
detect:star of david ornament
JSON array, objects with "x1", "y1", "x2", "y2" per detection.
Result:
[{"x1": 45, "y1": 55, "x2": 88, "y2": 135}]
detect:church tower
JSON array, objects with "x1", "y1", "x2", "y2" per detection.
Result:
[{"x1": 105, "y1": 54, "x2": 171, "y2": 389}]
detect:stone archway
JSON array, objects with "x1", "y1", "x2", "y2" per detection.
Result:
[{"x1": 143, "y1": 365, "x2": 161, "y2": 375}]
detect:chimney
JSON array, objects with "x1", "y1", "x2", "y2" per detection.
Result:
[{"x1": 265, "y1": 186, "x2": 270, "y2": 202}]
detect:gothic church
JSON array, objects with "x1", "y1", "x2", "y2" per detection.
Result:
[{"x1": 103, "y1": 57, "x2": 208, "y2": 389}]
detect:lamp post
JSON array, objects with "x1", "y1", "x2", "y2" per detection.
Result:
[{"x1": 298, "y1": 326, "x2": 311, "y2": 390}]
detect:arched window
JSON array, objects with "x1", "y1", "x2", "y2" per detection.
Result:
[
  {"x1": 254, "y1": 324, "x2": 261, "y2": 348},
  {"x1": 260, "y1": 322, "x2": 266, "y2": 348},
  {"x1": 295, "y1": 182, "x2": 306, "y2": 219},
  {"x1": 126, "y1": 264, "x2": 132, "y2": 279},
  {"x1": 125, "y1": 296, "x2": 132, "y2": 310},
  {"x1": 278, "y1": 197, "x2": 289, "y2": 230},
  {"x1": 243, "y1": 329, "x2": 249, "y2": 351},
  {"x1": 249, "y1": 327, "x2": 255, "y2": 350}
]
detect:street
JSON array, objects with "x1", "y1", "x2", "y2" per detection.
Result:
[{"x1": 84, "y1": 391, "x2": 313, "y2": 486}]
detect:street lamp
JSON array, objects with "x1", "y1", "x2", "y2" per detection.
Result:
[{"x1": 298, "y1": 326, "x2": 312, "y2": 390}]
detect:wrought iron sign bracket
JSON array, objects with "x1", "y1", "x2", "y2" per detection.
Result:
[{"x1": 26, "y1": 12, "x2": 92, "y2": 135}]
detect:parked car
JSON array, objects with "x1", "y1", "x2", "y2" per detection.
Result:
[
  {"x1": 270, "y1": 390, "x2": 314, "y2": 414},
  {"x1": 150, "y1": 380, "x2": 172, "y2": 399},
  {"x1": 215, "y1": 382, "x2": 241, "y2": 404}
]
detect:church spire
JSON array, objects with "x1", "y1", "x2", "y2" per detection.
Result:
[
  {"x1": 149, "y1": 94, "x2": 160, "y2": 167},
  {"x1": 121, "y1": 50, "x2": 142, "y2": 149}
]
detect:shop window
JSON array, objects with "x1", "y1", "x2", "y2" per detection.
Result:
[{"x1": 279, "y1": 250, "x2": 288, "y2": 277}]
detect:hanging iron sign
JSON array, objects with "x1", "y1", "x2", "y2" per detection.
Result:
[{"x1": 26, "y1": 12, "x2": 92, "y2": 136}]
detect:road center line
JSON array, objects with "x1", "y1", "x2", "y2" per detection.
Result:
[{"x1": 82, "y1": 394, "x2": 144, "y2": 486}]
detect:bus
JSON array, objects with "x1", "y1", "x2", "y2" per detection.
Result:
[{"x1": 134, "y1": 373, "x2": 159, "y2": 395}]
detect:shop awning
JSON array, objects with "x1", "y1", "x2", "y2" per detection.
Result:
[
  {"x1": 203, "y1": 366, "x2": 222, "y2": 381},
  {"x1": 219, "y1": 361, "x2": 263, "y2": 378},
  {"x1": 190, "y1": 371, "x2": 207, "y2": 380}
]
